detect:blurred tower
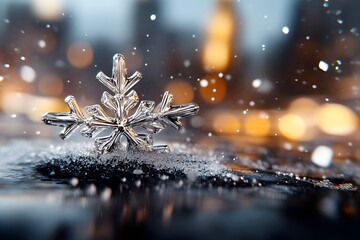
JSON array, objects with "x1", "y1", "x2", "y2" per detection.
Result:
[{"x1": 199, "y1": 0, "x2": 243, "y2": 106}]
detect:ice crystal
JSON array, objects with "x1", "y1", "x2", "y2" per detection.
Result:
[{"x1": 42, "y1": 53, "x2": 199, "y2": 154}]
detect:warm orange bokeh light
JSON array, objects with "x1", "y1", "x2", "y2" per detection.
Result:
[
  {"x1": 317, "y1": 103, "x2": 358, "y2": 136},
  {"x1": 67, "y1": 42, "x2": 94, "y2": 68},
  {"x1": 1, "y1": 92, "x2": 67, "y2": 122},
  {"x1": 38, "y1": 74, "x2": 64, "y2": 97},
  {"x1": 31, "y1": 0, "x2": 65, "y2": 21},
  {"x1": 164, "y1": 80, "x2": 194, "y2": 104},
  {"x1": 199, "y1": 75, "x2": 226, "y2": 104},
  {"x1": 244, "y1": 112, "x2": 271, "y2": 137},
  {"x1": 278, "y1": 114, "x2": 307, "y2": 140},
  {"x1": 202, "y1": 2, "x2": 234, "y2": 71},
  {"x1": 212, "y1": 113, "x2": 241, "y2": 134}
]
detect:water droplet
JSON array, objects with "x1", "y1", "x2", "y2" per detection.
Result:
[
  {"x1": 208, "y1": 132, "x2": 213, "y2": 137},
  {"x1": 4, "y1": 19, "x2": 10, "y2": 24},
  {"x1": 20, "y1": 56, "x2": 26, "y2": 61}
]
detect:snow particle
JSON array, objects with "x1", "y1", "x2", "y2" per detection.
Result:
[
  {"x1": 133, "y1": 169, "x2": 143, "y2": 175},
  {"x1": 282, "y1": 26, "x2": 290, "y2": 34},
  {"x1": 319, "y1": 60, "x2": 329, "y2": 72},
  {"x1": 311, "y1": 145, "x2": 333, "y2": 168},
  {"x1": 200, "y1": 79, "x2": 208, "y2": 87},
  {"x1": 252, "y1": 79, "x2": 262, "y2": 88},
  {"x1": 38, "y1": 40, "x2": 46, "y2": 48},
  {"x1": 20, "y1": 65, "x2": 36, "y2": 83},
  {"x1": 184, "y1": 59, "x2": 191, "y2": 67},
  {"x1": 150, "y1": 14, "x2": 157, "y2": 21}
]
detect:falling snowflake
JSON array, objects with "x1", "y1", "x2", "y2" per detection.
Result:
[{"x1": 42, "y1": 53, "x2": 199, "y2": 154}]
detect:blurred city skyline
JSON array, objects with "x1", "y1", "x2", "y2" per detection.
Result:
[{"x1": 0, "y1": 0, "x2": 359, "y2": 143}]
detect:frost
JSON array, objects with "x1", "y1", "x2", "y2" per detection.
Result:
[{"x1": 42, "y1": 54, "x2": 199, "y2": 154}]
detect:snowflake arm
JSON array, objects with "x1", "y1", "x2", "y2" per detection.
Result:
[{"x1": 42, "y1": 53, "x2": 199, "y2": 154}]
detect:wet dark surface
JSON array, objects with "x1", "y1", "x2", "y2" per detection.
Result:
[{"x1": 1, "y1": 139, "x2": 360, "y2": 240}]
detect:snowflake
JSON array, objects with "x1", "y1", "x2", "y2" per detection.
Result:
[{"x1": 42, "y1": 53, "x2": 199, "y2": 154}]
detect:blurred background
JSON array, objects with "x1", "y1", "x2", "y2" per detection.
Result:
[
  {"x1": 0, "y1": 0, "x2": 360, "y2": 163},
  {"x1": 1, "y1": 1, "x2": 360, "y2": 239}
]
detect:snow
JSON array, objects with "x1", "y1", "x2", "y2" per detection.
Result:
[
  {"x1": 311, "y1": 145, "x2": 333, "y2": 168},
  {"x1": 282, "y1": 26, "x2": 289, "y2": 34},
  {"x1": 150, "y1": 14, "x2": 156, "y2": 21},
  {"x1": 20, "y1": 65, "x2": 36, "y2": 83},
  {"x1": 319, "y1": 61, "x2": 329, "y2": 72},
  {"x1": 252, "y1": 79, "x2": 262, "y2": 88}
]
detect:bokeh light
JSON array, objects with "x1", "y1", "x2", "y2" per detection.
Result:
[
  {"x1": 31, "y1": 0, "x2": 65, "y2": 21},
  {"x1": 202, "y1": 2, "x2": 234, "y2": 71},
  {"x1": 38, "y1": 75, "x2": 64, "y2": 97},
  {"x1": 212, "y1": 113, "x2": 241, "y2": 134},
  {"x1": 67, "y1": 42, "x2": 94, "y2": 68},
  {"x1": 199, "y1": 75, "x2": 226, "y2": 104},
  {"x1": 278, "y1": 114, "x2": 307, "y2": 140},
  {"x1": 244, "y1": 112, "x2": 271, "y2": 137},
  {"x1": 317, "y1": 103, "x2": 358, "y2": 136},
  {"x1": 164, "y1": 80, "x2": 194, "y2": 104}
]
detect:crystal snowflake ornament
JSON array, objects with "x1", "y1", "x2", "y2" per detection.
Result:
[{"x1": 42, "y1": 53, "x2": 199, "y2": 154}]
